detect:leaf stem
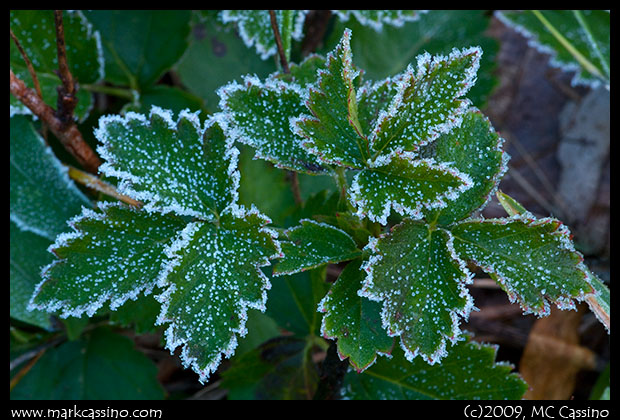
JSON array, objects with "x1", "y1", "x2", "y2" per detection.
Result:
[
  {"x1": 66, "y1": 165, "x2": 142, "y2": 208},
  {"x1": 82, "y1": 83, "x2": 135, "y2": 100},
  {"x1": 269, "y1": 10, "x2": 290, "y2": 74},
  {"x1": 53, "y1": 10, "x2": 79, "y2": 125},
  {"x1": 10, "y1": 29, "x2": 43, "y2": 100}
]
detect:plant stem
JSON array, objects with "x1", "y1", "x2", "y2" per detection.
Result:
[
  {"x1": 53, "y1": 10, "x2": 78, "y2": 125},
  {"x1": 82, "y1": 83, "x2": 135, "y2": 100},
  {"x1": 10, "y1": 29, "x2": 43, "y2": 100},
  {"x1": 10, "y1": 69, "x2": 101, "y2": 173},
  {"x1": 66, "y1": 165, "x2": 142, "y2": 207},
  {"x1": 269, "y1": 10, "x2": 290, "y2": 74}
]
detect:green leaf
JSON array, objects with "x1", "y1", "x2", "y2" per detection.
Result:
[
  {"x1": 273, "y1": 55, "x2": 328, "y2": 88},
  {"x1": 496, "y1": 10, "x2": 610, "y2": 87},
  {"x1": 333, "y1": 10, "x2": 426, "y2": 31},
  {"x1": 368, "y1": 46, "x2": 481, "y2": 158},
  {"x1": 584, "y1": 269, "x2": 610, "y2": 333},
  {"x1": 83, "y1": 10, "x2": 191, "y2": 90},
  {"x1": 318, "y1": 259, "x2": 393, "y2": 372},
  {"x1": 220, "y1": 10, "x2": 307, "y2": 61},
  {"x1": 341, "y1": 335, "x2": 527, "y2": 400},
  {"x1": 421, "y1": 109, "x2": 509, "y2": 226},
  {"x1": 356, "y1": 77, "x2": 402, "y2": 142},
  {"x1": 267, "y1": 268, "x2": 330, "y2": 337},
  {"x1": 155, "y1": 206, "x2": 280, "y2": 383},
  {"x1": 349, "y1": 154, "x2": 473, "y2": 225},
  {"x1": 218, "y1": 74, "x2": 327, "y2": 174},
  {"x1": 360, "y1": 220, "x2": 474, "y2": 364},
  {"x1": 175, "y1": 16, "x2": 276, "y2": 112},
  {"x1": 123, "y1": 85, "x2": 208, "y2": 117},
  {"x1": 10, "y1": 10, "x2": 103, "y2": 121},
  {"x1": 325, "y1": 10, "x2": 499, "y2": 107},
  {"x1": 29, "y1": 203, "x2": 186, "y2": 319},
  {"x1": 11, "y1": 327, "x2": 165, "y2": 400},
  {"x1": 10, "y1": 116, "x2": 91, "y2": 240},
  {"x1": 109, "y1": 293, "x2": 162, "y2": 335},
  {"x1": 95, "y1": 107, "x2": 238, "y2": 221},
  {"x1": 10, "y1": 221, "x2": 53, "y2": 330},
  {"x1": 293, "y1": 29, "x2": 370, "y2": 168},
  {"x1": 273, "y1": 219, "x2": 362, "y2": 276},
  {"x1": 451, "y1": 215, "x2": 595, "y2": 316}
]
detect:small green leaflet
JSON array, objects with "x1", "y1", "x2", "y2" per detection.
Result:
[
  {"x1": 451, "y1": 215, "x2": 594, "y2": 316},
  {"x1": 10, "y1": 116, "x2": 91, "y2": 240},
  {"x1": 28, "y1": 203, "x2": 185, "y2": 319},
  {"x1": 220, "y1": 10, "x2": 307, "y2": 61},
  {"x1": 332, "y1": 10, "x2": 426, "y2": 32},
  {"x1": 155, "y1": 207, "x2": 280, "y2": 383},
  {"x1": 318, "y1": 259, "x2": 393, "y2": 372},
  {"x1": 293, "y1": 28, "x2": 370, "y2": 168},
  {"x1": 368, "y1": 46, "x2": 481, "y2": 158},
  {"x1": 96, "y1": 107, "x2": 238, "y2": 220},
  {"x1": 360, "y1": 220, "x2": 474, "y2": 364},
  {"x1": 218, "y1": 74, "x2": 326, "y2": 174},
  {"x1": 496, "y1": 10, "x2": 610, "y2": 88},
  {"x1": 273, "y1": 219, "x2": 362, "y2": 276},
  {"x1": 10, "y1": 10, "x2": 104, "y2": 121},
  {"x1": 341, "y1": 335, "x2": 528, "y2": 400},
  {"x1": 420, "y1": 109, "x2": 509, "y2": 226},
  {"x1": 349, "y1": 154, "x2": 473, "y2": 225}
]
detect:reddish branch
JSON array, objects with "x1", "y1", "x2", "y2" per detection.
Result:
[
  {"x1": 10, "y1": 69, "x2": 101, "y2": 173},
  {"x1": 10, "y1": 29, "x2": 43, "y2": 100},
  {"x1": 53, "y1": 10, "x2": 78, "y2": 125},
  {"x1": 268, "y1": 10, "x2": 290, "y2": 74}
]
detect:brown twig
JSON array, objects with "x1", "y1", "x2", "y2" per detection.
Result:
[
  {"x1": 66, "y1": 165, "x2": 142, "y2": 208},
  {"x1": 10, "y1": 69, "x2": 101, "y2": 173},
  {"x1": 312, "y1": 340, "x2": 349, "y2": 400},
  {"x1": 301, "y1": 10, "x2": 332, "y2": 56},
  {"x1": 10, "y1": 29, "x2": 43, "y2": 100},
  {"x1": 268, "y1": 10, "x2": 290, "y2": 74},
  {"x1": 53, "y1": 10, "x2": 78, "y2": 125}
]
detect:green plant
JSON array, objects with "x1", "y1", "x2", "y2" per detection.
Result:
[{"x1": 10, "y1": 10, "x2": 609, "y2": 401}]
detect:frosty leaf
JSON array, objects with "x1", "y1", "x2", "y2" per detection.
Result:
[
  {"x1": 420, "y1": 109, "x2": 509, "y2": 226},
  {"x1": 341, "y1": 335, "x2": 527, "y2": 400},
  {"x1": 584, "y1": 270, "x2": 610, "y2": 333},
  {"x1": 96, "y1": 107, "x2": 239, "y2": 220},
  {"x1": 318, "y1": 259, "x2": 393, "y2": 372},
  {"x1": 10, "y1": 116, "x2": 91, "y2": 240},
  {"x1": 220, "y1": 10, "x2": 307, "y2": 61},
  {"x1": 496, "y1": 10, "x2": 610, "y2": 88},
  {"x1": 84, "y1": 10, "x2": 191, "y2": 89},
  {"x1": 273, "y1": 219, "x2": 362, "y2": 276},
  {"x1": 155, "y1": 206, "x2": 280, "y2": 383},
  {"x1": 293, "y1": 29, "x2": 370, "y2": 168},
  {"x1": 10, "y1": 10, "x2": 103, "y2": 121},
  {"x1": 356, "y1": 77, "x2": 403, "y2": 141},
  {"x1": 349, "y1": 154, "x2": 473, "y2": 225},
  {"x1": 218, "y1": 75, "x2": 326, "y2": 174},
  {"x1": 271, "y1": 54, "x2": 328, "y2": 88},
  {"x1": 369, "y1": 46, "x2": 481, "y2": 158},
  {"x1": 360, "y1": 220, "x2": 474, "y2": 364},
  {"x1": 28, "y1": 203, "x2": 186, "y2": 319},
  {"x1": 11, "y1": 327, "x2": 164, "y2": 400},
  {"x1": 333, "y1": 10, "x2": 426, "y2": 31},
  {"x1": 451, "y1": 216, "x2": 594, "y2": 316},
  {"x1": 10, "y1": 221, "x2": 53, "y2": 330}
]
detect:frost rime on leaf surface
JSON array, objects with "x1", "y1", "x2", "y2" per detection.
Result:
[
  {"x1": 349, "y1": 154, "x2": 473, "y2": 225},
  {"x1": 155, "y1": 207, "x2": 280, "y2": 383},
  {"x1": 96, "y1": 107, "x2": 239, "y2": 220},
  {"x1": 451, "y1": 216, "x2": 595, "y2": 316},
  {"x1": 369, "y1": 46, "x2": 481, "y2": 158},
  {"x1": 318, "y1": 259, "x2": 393, "y2": 372},
  {"x1": 332, "y1": 10, "x2": 427, "y2": 32},
  {"x1": 360, "y1": 220, "x2": 474, "y2": 365},
  {"x1": 273, "y1": 219, "x2": 362, "y2": 276},
  {"x1": 28, "y1": 203, "x2": 186, "y2": 319},
  {"x1": 293, "y1": 28, "x2": 370, "y2": 168},
  {"x1": 217, "y1": 75, "x2": 326, "y2": 174}
]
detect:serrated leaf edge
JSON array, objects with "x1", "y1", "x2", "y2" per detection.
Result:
[
  {"x1": 154, "y1": 203, "x2": 282, "y2": 383},
  {"x1": 368, "y1": 46, "x2": 482, "y2": 158},
  {"x1": 349, "y1": 154, "x2": 475, "y2": 225},
  {"x1": 358, "y1": 227, "x2": 475, "y2": 366},
  {"x1": 452, "y1": 213, "x2": 595, "y2": 317},
  {"x1": 27, "y1": 202, "x2": 157, "y2": 319},
  {"x1": 96, "y1": 106, "x2": 241, "y2": 221}
]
